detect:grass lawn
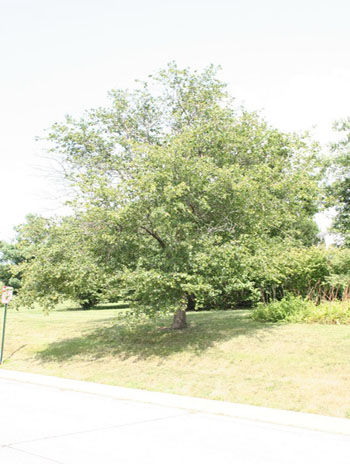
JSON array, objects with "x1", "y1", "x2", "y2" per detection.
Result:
[{"x1": 1, "y1": 303, "x2": 350, "y2": 418}]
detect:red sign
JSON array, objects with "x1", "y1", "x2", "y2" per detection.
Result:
[{"x1": 2, "y1": 286, "x2": 13, "y2": 304}]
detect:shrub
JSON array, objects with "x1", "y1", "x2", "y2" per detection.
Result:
[
  {"x1": 251, "y1": 295, "x2": 307, "y2": 322},
  {"x1": 248, "y1": 245, "x2": 332, "y2": 304}
]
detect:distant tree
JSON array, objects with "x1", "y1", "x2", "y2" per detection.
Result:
[
  {"x1": 14, "y1": 215, "x2": 111, "y2": 309},
  {"x1": 329, "y1": 118, "x2": 350, "y2": 245},
  {"x1": 0, "y1": 240, "x2": 24, "y2": 290}
]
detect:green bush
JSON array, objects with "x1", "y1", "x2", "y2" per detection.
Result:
[
  {"x1": 251, "y1": 296, "x2": 307, "y2": 322},
  {"x1": 250, "y1": 245, "x2": 350, "y2": 304},
  {"x1": 247, "y1": 245, "x2": 332, "y2": 303}
]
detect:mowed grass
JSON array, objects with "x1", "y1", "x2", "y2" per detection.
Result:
[{"x1": 1, "y1": 303, "x2": 350, "y2": 418}]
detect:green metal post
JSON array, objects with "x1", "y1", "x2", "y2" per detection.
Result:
[{"x1": 0, "y1": 304, "x2": 8, "y2": 364}]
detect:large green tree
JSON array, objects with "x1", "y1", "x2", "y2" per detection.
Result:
[{"x1": 17, "y1": 63, "x2": 321, "y2": 327}]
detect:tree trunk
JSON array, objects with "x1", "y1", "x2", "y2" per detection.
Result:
[{"x1": 172, "y1": 309, "x2": 187, "y2": 329}]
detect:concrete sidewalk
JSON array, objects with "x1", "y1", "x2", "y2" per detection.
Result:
[{"x1": 0, "y1": 369, "x2": 350, "y2": 463}]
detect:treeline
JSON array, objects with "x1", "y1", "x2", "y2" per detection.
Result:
[
  {"x1": 2, "y1": 63, "x2": 350, "y2": 328},
  {"x1": 4, "y1": 234, "x2": 350, "y2": 312}
]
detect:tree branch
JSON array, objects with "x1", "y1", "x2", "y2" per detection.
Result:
[{"x1": 140, "y1": 226, "x2": 166, "y2": 249}]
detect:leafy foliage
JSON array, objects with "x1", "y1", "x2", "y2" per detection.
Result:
[
  {"x1": 251, "y1": 296, "x2": 307, "y2": 322},
  {"x1": 328, "y1": 118, "x2": 350, "y2": 245},
  {"x1": 0, "y1": 240, "x2": 24, "y2": 290},
  {"x1": 15, "y1": 63, "x2": 323, "y2": 317},
  {"x1": 14, "y1": 215, "x2": 110, "y2": 309}
]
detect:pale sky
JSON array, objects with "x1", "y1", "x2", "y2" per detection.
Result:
[{"x1": 1, "y1": 0, "x2": 350, "y2": 241}]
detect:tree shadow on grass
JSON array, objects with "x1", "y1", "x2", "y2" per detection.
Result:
[
  {"x1": 36, "y1": 310, "x2": 273, "y2": 362},
  {"x1": 36, "y1": 310, "x2": 275, "y2": 363}
]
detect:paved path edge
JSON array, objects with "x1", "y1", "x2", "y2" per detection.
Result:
[{"x1": 1, "y1": 368, "x2": 349, "y2": 436}]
